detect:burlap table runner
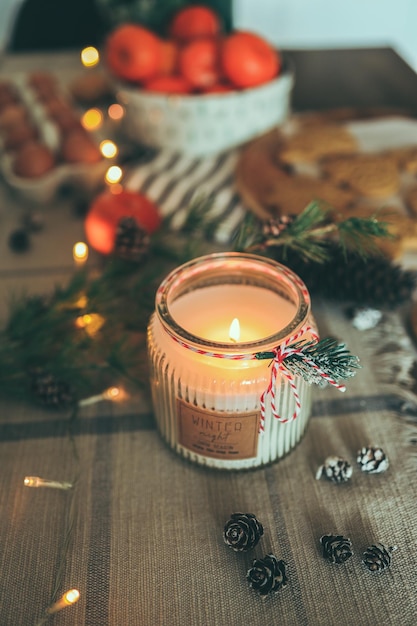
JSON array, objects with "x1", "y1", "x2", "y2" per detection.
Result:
[
  {"x1": 1, "y1": 300, "x2": 416, "y2": 626},
  {"x1": 1, "y1": 48, "x2": 416, "y2": 626}
]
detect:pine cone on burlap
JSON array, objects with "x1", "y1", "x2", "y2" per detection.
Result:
[
  {"x1": 114, "y1": 217, "x2": 150, "y2": 262},
  {"x1": 320, "y1": 534, "x2": 353, "y2": 564},
  {"x1": 316, "y1": 456, "x2": 353, "y2": 483},
  {"x1": 223, "y1": 513, "x2": 264, "y2": 552},
  {"x1": 362, "y1": 543, "x2": 397, "y2": 572},
  {"x1": 357, "y1": 445, "x2": 389, "y2": 473},
  {"x1": 247, "y1": 554, "x2": 288, "y2": 598},
  {"x1": 273, "y1": 244, "x2": 416, "y2": 309},
  {"x1": 30, "y1": 370, "x2": 74, "y2": 408}
]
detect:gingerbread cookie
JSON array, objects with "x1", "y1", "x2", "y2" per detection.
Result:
[
  {"x1": 324, "y1": 154, "x2": 400, "y2": 198},
  {"x1": 405, "y1": 186, "x2": 417, "y2": 217},
  {"x1": 261, "y1": 173, "x2": 355, "y2": 216},
  {"x1": 384, "y1": 146, "x2": 417, "y2": 174},
  {"x1": 276, "y1": 124, "x2": 358, "y2": 165}
]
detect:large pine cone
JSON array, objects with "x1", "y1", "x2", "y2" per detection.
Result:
[
  {"x1": 247, "y1": 554, "x2": 288, "y2": 598},
  {"x1": 223, "y1": 513, "x2": 263, "y2": 552},
  {"x1": 273, "y1": 244, "x2": 416, "y2": 308},
  {"x1": 362, "y1": 543, "x2": 397, "y2": 572},
  {"x1": 320, "y1": 534, "x2": 353, "y2": 564}
]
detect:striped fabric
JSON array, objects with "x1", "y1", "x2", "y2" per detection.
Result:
[{"x1": 125, "y1": 148, "x2": 247, "y2": 244}]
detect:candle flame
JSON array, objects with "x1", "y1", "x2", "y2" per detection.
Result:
[{"x1": 229, "y1": 318, "x2": 240, "y2": 342}]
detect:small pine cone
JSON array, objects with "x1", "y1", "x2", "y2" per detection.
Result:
[
  {"x1": 316, "y1": 456, "x2": 353, "y2": 483},
  {"x1": 31, "y1": 370, "x2": 74, "y2": 408},
  {"x1": 247, "y1": 554, "x2": 288, "y2": 598},
  {"x1": 357, "y1": 445, "x2": 389, "y2": 474},
  {"x1": 114, "y1": 216, "x2": 149, "y2": 262},
  {"x1": 362, "y1": 543, "x2": 397, "y2": 572},
  {"x1": 320, "y1": 534, "x2": 353, "y2": 564},
  {"x1": 262, "y1": 215, "x2": 295, "y2": 238},
  {"x1": 223, "y1": 513, "x2": 263, "y2": 552}
]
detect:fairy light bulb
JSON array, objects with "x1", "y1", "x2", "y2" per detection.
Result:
[
  {"x1": 75, "y1": 313, "x2": 92, "y2": 329},
  {"x1": 104, "y1": 386, "x2": 121, "y2": 400},
  {"x1": 81, "y1": 108, "x2": 103, "y2": 131},
  {"x1": 108, "y1": 103, "x2": 125, "y2": 120},
  {"x1": 73, "y1": 242, "x2": 89, "y2": 266},
  {"x1": 46, "y1": 589, "x2": 80, "y2": 614},
  {"x1": 99, "y1": 139, "x2": 118, "y2": 159},
  {"x1": 79, "y1": 386, "x2": 128, "y2": 407},
  {"x1": 105, "y1": 165, "x2": 123, "y2": 185},
  {"x1": 81, "y1": 46, "x2": 99, "y2": 67},
  {"x1": 75, "y1": 313, "x2": 105, "y2": 336},
  {"x1": 24, "y1": 476, "x2": 73, "y2": 490}
]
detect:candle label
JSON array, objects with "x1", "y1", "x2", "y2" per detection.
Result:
[{"x1": 177, "y1": 399, "x2": 259, "y2": 460}]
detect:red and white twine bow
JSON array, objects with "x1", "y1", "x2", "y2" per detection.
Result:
[
  {"x1": 165, "y1": 323, "x2": 346, "y2": 433},
  {"x1": 258, "y1": 325, "x2": 345, "y2": 433}
]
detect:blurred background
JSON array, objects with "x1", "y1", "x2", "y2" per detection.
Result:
[{"x1": 1, "y1": 0, "x2": 417, "y2": 72}]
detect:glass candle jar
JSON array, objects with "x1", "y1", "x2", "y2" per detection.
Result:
[{"x1": 147, "y1": 252, "x2": 316, "y2": 470}]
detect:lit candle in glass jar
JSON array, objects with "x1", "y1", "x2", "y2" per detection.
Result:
[{"x1": 147, "y1": 252, "x2": 316, "y2": 470}]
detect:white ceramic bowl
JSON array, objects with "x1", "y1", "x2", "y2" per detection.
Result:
[{"x1": 115, "y1": 64, "x2": 294, "y2": 156}]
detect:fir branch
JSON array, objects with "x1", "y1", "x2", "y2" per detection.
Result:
[
  {"x1": 235, "y1": 201, "x2": 393, "y2": 263},
  {"x1": 337, "y1": 213, "x2": 393, "y2": 258},
  {"x1": 256, "y1": 337, "x2": 361, "y2": 387}
]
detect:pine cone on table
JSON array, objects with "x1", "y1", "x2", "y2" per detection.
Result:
[
  {"x1": 114, "y1": 216, "x2": 150, "y2": 263},
  {"x1": 316, "y1": 456, "x2": 353, "y2": 483},
  {"x1": 362, "y1": 543, "x2": 397, "y2": 572},
  {"x1": 273, "y1": 244, "x2": 416, "y2": 308},
  {"x1": 223, "y1": 513, "x2": 264, "y2": 552},
  {"x1": 30, "y1": 369, "x2": 74, "y2": 408},
  {"x1": 357, "y1": 446, "x2": 389, "y2": 473},
  {"x1": 247, "y1": 554, "x2": 288, "y2": 598},
  {"x1": 320, "y1": 534, "x2": 353, "y2": 564}
]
